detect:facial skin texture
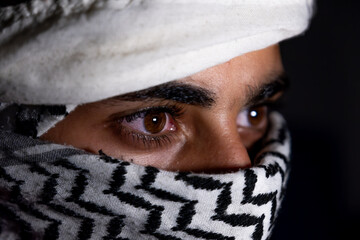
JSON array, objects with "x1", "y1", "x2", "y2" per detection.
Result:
[{"x1": 41, "y1": 45, "x2": 286, "y2": 173}]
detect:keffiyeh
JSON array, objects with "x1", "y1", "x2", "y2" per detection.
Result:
[
  {"x1": 0, "y1": 104, "x2": 290, "y2": 240},
  {"x1": 0, "y1": 0, "x2": 313, "y2": 104}
]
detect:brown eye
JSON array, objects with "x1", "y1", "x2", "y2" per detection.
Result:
[
  {"x1": 247, "y1": 106, "x2": 267, "y2": 126},
  {"x1": 144, "y1": 112, "x2": 167, "y2": 134},
  {"x1": 121, "y1": 110, "x2": 177, "y2": 135},
  {"x1": 237, "y1": 105, "x2": 268, "y2": 129}
]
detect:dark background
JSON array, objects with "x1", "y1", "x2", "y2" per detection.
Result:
[{"x1": 272, "y1": 0, "x2": 360, "y2": 239}]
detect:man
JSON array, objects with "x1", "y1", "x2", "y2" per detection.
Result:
[
  {"x1": 0, "y1": 1, "x2": 313, "y2": 239},
  {"x1": 41, "y1": 45, "x2": 286, "y2": 172}
]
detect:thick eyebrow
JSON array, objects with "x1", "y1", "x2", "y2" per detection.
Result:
[
  {"x1": 103, "y1": 73, "x2": 287, "y2": 108},
  {"x1": 245, "y1": 74, "x2": 289, "y2": 107},
  {"x1": 107, "y1": 82, "x2": 216, "y2": 107}
]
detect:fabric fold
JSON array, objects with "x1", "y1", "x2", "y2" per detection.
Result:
[
  {"x1": 0, "y1": 0, "x2": 314, "y2": 104},
  {"x1": 0, "y1": 112, "x2": 291, "y2": 240}
]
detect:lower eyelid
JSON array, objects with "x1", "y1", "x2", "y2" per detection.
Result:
[
  {"x1": 108, "y1": 118, "x2": 180, "y2": 150},
  {"x1": 128, "y1": 129, "x2": 177, "y2": 149},
  {"x1": 132, "y1": 132, "x2": 173, "y2": 148}
]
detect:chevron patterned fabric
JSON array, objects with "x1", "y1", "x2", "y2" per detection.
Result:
[{"x1": 0, "y1": 102, "x2": 290, "y2": 240}]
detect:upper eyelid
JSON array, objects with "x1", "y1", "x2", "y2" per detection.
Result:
[
  {"x1": 123, "y1": 107, "x2": 178, "y2": 122},
  {"x1": 106, "y1": 104, "x2": 185, "y2": 123},
  {"x1": 244, "y1": 89, "x2": 285, "y2": 109},
  {"x1": 123, "y1": 110, "x2": 147, "y2": 122},
  {"x1": 245, "y1": 75, "x2": 289, "y2": 107}
]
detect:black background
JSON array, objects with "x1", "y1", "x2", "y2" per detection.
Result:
[{"x1": 271, "y1": 0, "x2": 360, "y2": 239}]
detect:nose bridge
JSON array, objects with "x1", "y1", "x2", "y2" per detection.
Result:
[{"x1": 194, "y1": 114, "x2": 252, "y2": 171}]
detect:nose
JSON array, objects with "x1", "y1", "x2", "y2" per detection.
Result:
[{"x1": 180, "y1": 116, "x2": 252, "y2": 173}]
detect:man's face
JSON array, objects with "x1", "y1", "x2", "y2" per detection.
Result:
[{"x1": 41, "y1": 45, "x2": 286, "y2": 173}]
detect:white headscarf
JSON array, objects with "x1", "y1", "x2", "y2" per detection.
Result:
[{"x1": 0, "y1": 0, "x2": 313, "y2": 104}]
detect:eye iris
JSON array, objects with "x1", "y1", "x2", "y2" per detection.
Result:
[
  {"x1": 144, "y1": 112, "x2": 166, "y2": 134},
  {"x1": 248, "y1": 107, "x2": 264, "y2": 126}
]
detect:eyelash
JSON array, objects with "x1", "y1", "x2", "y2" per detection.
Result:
[
  {"x1": 112, "y1": 104, "x2": 185, "y2": 149},
  {"x1": 123, "y1": 105, "x2": 184, "y2": 122},
  {"x1": 248, "y1": 99, "x2": 282, "y2": 116},
  {"x1": 109, "y1": 99, "x2": 280, "y2": 150}
]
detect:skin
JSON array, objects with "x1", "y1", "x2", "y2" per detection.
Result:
[{"x1": 41, "y1": 45, "x2": 285, "y2": 173}]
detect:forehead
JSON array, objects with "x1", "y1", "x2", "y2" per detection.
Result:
[
  {"x1": 94, "y1": 45, "x2": 284, "y2": 110},
  {"x1": 185, "y1": 45, "x2": 283, "y2": 94}
]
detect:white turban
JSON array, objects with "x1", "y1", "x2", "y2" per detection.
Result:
[{"x1": 0, "y1": 0, "x2": 314, "y2": 104}]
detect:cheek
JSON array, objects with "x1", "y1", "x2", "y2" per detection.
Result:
[{"x1": 97, "y1": 139, "x2": 186, "y2": 170}]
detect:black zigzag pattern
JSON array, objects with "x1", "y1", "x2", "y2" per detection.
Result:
[
  {"x1": 242, "y1": 170, "x2": 278, "y2": 230},
  {"x1": 0, "y1": 166, "x2": 61, "y2": 240},
  {"x1": 50, "y1": 158, "x2": 129, "y2": 240},
  {"x1": 101, "y1": 157, "x2": 180, "y2": 240},
  {"x1": 173, "y1": 173, "x2": 231, "y2": 240},
  {"x1": 135, "y1": 170, "x2": 234, "y2": 240},
  {"x1": 27, "y1": 163, "x2": 96, "y2": 240},
  {"x1": 256, "y1": 151, "x2": 288, "y2": 184},
  {"x1": 176, "y1": 173, "x2": 268, "y2": 240},
  {"x1": 0, "y1": 160, "x2": 127, "y2": 240},
  {"x1": 0, "y1": 146, "x2": 288, "y2": 240},
  {"x1": 0, "y1": 113, "x2": 289, "y2": 240}
]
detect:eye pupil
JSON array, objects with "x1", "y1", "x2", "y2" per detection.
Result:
[
  {"x1": 250, "y1": 110, "x2": 258, "y2": 118},
  {"x1": 247, "y1": 107, "x2": 266, "y2": 126},
  {"x1": 144, "y1": 112, "x2": 166, "y2": 134}
]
